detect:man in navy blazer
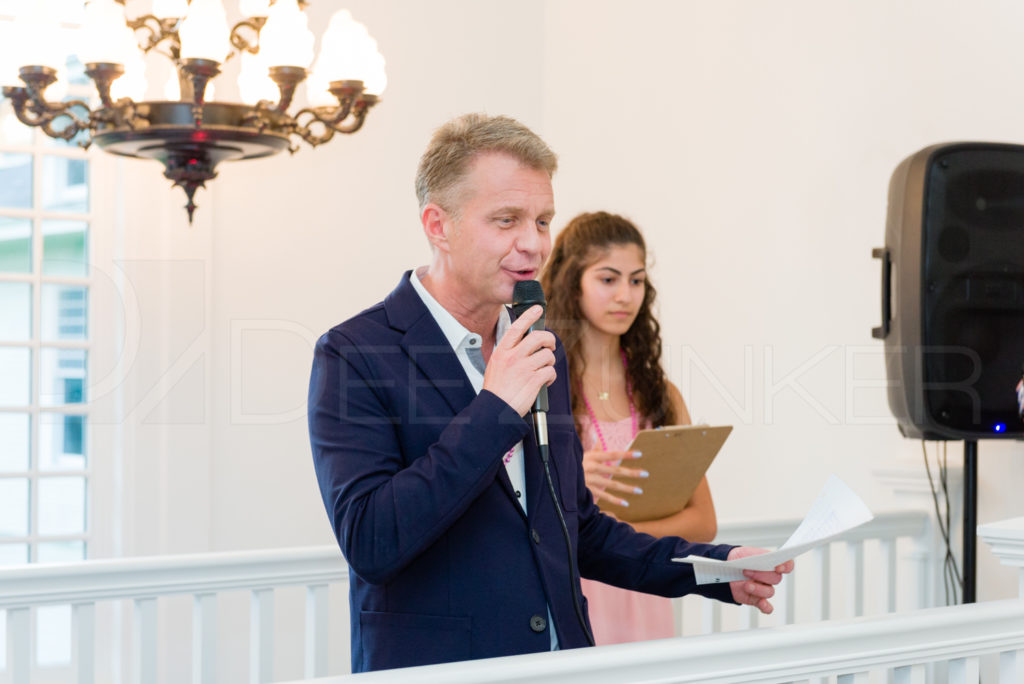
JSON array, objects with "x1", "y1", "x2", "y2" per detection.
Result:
[{"x1": 308, "y1": 113, "x2": 791, "y2": 673}]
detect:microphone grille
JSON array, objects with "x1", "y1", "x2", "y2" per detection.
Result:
[{"x1": 512, "y1": 280, "x2": 545, "y2": 310}]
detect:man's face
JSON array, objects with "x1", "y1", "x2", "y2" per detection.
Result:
[{"x1": 445, "y1": 152, "x2": 554, "y2": 307}]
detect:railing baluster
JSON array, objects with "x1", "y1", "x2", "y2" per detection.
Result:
[
  {"x1": 782, "y1": 571, "x2": 796, "y2": 625},
  {"x1": 250, "y1": 588, "x2": 274, "y2": 684},
  {"x1": 948, "y1": 655, "x2": 980, "y2": 683},
  {"x1": 893, "y1": 663, "x2": 926, "y2": 683},
  {"x1": 7, "y1": 607, "x2": 30, "y2": 684},
  {"x1": 738, "y1": 605, "x2": 755, "y2": 630},
  {"x1": 880, "y1": 538, "x2": 898, "y2": 613},
  {"x1": 671, "y1": 596, "x2": 683, "y2": 637},
  {"x1": 192, "y1": 593, "x2": 217, "y2": 684},
  {"x1": 812, "y1": 545, "x2": 831, "y2": 621},
  {"x1": 999, "y1": 649, "x2": 1022, "y2": 684},
  {"x1": 699, "y1": 598, "x2": 721, "y2": 635},
  {"x1": 305, "y1": 584, "x2": 329, "y2": 678},
  {"x1": 847, "y1": 540, "x2": 864, "y2": 617},
  {"x1": 72, "y1": 602, "x2": 96, "y2": 684},
  {"x1": 132, "y1": 597, "x2": 157, "y2": 684}
]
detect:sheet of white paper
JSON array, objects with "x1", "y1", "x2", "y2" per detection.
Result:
[{"x1": 673, "y1": 475, "x2": 873, "y2": 585}]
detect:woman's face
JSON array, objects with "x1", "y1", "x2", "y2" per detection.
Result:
[{"x1": 578, "y1": 242, "x2": 646, "y2": 338}]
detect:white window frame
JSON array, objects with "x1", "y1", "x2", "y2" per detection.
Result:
[{"x1": 0, "y1": 11, "x2": 121, "y2": 565}]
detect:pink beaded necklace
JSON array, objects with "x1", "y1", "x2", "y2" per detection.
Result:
[{"x1": 579, "y1": 349, "x2": 638, "y2": 450}]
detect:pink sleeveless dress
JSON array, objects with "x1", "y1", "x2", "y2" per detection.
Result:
[{"x1": 579, "y1": 415, "x2": 677, "y2": 644}]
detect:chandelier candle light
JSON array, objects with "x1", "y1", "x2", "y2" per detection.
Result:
[{"x1": 0, "y1": 0, "x2": 387, "y2": 222}]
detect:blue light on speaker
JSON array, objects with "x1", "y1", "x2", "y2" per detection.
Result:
[{"x1": 994, "y1": 422, "x2": 1006, "y2": 433}]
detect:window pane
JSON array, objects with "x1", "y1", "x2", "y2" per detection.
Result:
[
  {"x1": 40, "y1": 348, "x2": 87, "y2": 406},
  {"x1": 0, "y1": 153, "x2": 31, "y2": 209},
  {"x1": 64, "y1": 54, "x2": 89, "y2": 88},
  {"x1": 37, "y1": 540, "x2": 84, "y2": 563},
  {"x1": 0, "y1": 282, "x2": 31, "y2": 340},
  {"x1": 0, "y1": 347, "x2": 30, "y2": 406},
  {"x1": 0, "y1": 543, "x2": 28, "y2": 566},
  {"x1": 0, "y1": 217, "x2": 31, "y2": 273},
  {"x1": 42, "y1": 157, "x2": 88, "y2": 213},
  {"x1": 0, "y1": 478, "x2": 29, "y2": 536},
  {"x1": 0, "y1": 413, "x2": 29, "y2": 471},
  {"x1": 39, "y1": 412, "x2": 85, "y2": 471},
  {"x1": 38, "y1": 476, "x2": 85, "y2": 535},
  {"x1": 41, "y1": 284, "x2": 87, "y2": 341},
  {"x1": 42, "y1": 219, "x2": 88, "y2": 276}
]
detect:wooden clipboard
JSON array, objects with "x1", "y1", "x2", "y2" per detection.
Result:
[{"x1": 596, "y1": 425, "x2": 731, "y2": 523}]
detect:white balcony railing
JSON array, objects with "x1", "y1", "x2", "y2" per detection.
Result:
[
  {"x1": 0, "y1": 510, "x2": 937, "y2": 683},
  {"x1": 285, "y1": 599, "x2": 1024, "y2": 684}
]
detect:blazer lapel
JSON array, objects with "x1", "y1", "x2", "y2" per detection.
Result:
[
  {"x1": 385, "y1": 272, "x2": 529, "y2": 518},
  {"x1": 385, "y1": 272, "x2": 476, "y2": 416}
]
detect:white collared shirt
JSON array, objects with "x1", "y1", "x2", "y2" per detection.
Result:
[{"x1": 410, "y1": 268, "x2": 528, "y2": 511}]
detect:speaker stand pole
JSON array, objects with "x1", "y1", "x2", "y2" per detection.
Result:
[{"x1": 963, "y1": 439, "x2": 977, "y2": 603}]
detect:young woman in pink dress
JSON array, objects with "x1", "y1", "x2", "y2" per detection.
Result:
[{"x1": 540, "y1": 211, "x2": 717, "y2": 645}]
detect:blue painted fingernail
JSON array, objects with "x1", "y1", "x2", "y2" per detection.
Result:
[
  {"x1": 620, "y1": 500, "x2": 630, "y2": 507},
  {"x1": 633, "y1": 487, "x2": 644, "y2": 494},
  {"x1": 632, "y1": 451, "x2": 642, "y2": 457},
  {"x1": 639, "y1": 470, "x2": 650, "y2": 478}
]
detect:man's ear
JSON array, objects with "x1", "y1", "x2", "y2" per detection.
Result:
[{"x1": 421, "y1": 203, "x2": 451, "y2": 252}]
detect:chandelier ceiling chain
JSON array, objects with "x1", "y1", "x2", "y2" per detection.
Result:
[{"x1": 0, "y1": 0, "x2": 386, "y2": 223}]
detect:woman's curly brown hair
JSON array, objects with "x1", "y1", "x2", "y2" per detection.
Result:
[{"x1": 540, "y1": 211, "x2": 676, "y2": 431}]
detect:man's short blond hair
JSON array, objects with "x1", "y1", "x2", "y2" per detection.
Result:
[{"x1": 415, "y1": 113, "x2": 558, "y2": 217}]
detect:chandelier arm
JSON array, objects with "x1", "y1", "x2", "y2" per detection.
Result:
[
  {"x1": 330, "y1": 105, "x2": 370, "y2": 135},
  {"x1": 91, "y1": 99, "x2": 146, "y2": 134},
  {"x1": 126, "y1": 14, "x2": 182, "y2": 55},
  {"x1": 40, "y1": 109, "x2": 91, "y2": 142},
  {"x1": 290, "y1": 99, "x2": 373, "y2": 146},
  {"x1": 228, "y1": 17, "x2": 268, "y2": 58},
  {"x1": 240, "y1": 100, "x2": 277, "y2": 134},
  {"x1": 292, "y1": 98, "x2": 355, "y2": 131},
  {"x1": 3, "y1": 88, "x2": 92, "y2": 143},
  {"x1": 291, "y1": 108, "x2": 337, "y2": 146}
]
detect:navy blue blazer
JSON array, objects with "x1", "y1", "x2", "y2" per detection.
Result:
[{"x1": 308, "y1": 272, "x2": 736, "y2": 672}]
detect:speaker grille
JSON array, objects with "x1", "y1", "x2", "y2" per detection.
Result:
[{"x1": 919, "y1": 146, "x2": 1024, "y2": 435}]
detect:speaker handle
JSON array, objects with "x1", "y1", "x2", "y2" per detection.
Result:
[{"x1": 871, "y1": 247, "x2": 891, "y2": 339}]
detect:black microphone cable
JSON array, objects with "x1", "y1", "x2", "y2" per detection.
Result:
[
  {"x1": 538, "y1": 443, "x2": 595, "y2": 647},
  {"x1": 512, "y1": 280, "x2": 595, "y2": 647}
]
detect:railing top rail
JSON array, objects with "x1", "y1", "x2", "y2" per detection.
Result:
[
  {"x1": 717, "y1": 509, "x2": 930, "y2": 547},
  {"x1": 0, "y1": 510, "x2": 930, "y2": 609},
  {"x1": 288, "y1": 599, "x2": 1024, "y2": 684},
  {"x1": 0, "y1": 546, "x2": 349, "y2": 608}
]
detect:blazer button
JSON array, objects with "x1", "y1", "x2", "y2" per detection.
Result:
[
  {"x1": 529, "y1": 615, "x2": 547, "y2": 633},
  {"x1": 531, "y1": 529, "x2": 541, "y2": 544}
]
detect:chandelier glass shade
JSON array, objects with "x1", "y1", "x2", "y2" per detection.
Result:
[{"x1": 0, "y1": 0, "x2": 386, "y2": 222}]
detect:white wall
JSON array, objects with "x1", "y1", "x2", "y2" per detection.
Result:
[
  {"x1": 538, "y1": 0, "x2": 1024, "y2": 602},
  {"x1": 96, "y1": 1, "x2": 1024, "y2": 646}
]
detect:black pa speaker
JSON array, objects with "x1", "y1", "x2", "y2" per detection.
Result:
[{"x1": 874, "y1": 142, "x2": 1024, "y2": 440}]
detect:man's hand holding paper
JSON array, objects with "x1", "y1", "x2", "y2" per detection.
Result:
[
  {"x1": 678, "y1": 475, "x2": 874, "y2": 587},
  {"x1": 725, "y1": 547, "x2": 795, "y2": 614}
]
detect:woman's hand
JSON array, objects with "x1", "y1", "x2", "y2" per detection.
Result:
[{"x1": 582, "y1": 449, "x2": 647, "y2": 508}]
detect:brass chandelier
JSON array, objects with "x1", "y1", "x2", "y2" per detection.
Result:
[{"x1": 0, "y1": 0, "x2": 386, "y2": 222}]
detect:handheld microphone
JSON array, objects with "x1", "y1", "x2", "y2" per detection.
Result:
[{"x1": 512, "y1": 279, "x2": 550, "y2": 446}]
